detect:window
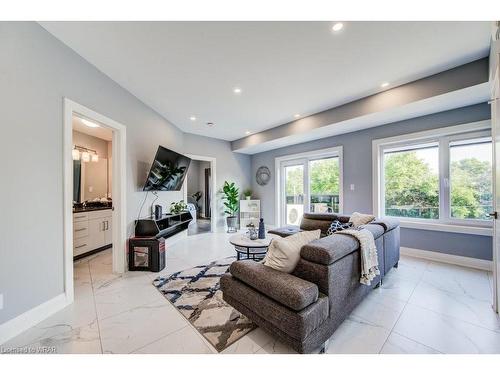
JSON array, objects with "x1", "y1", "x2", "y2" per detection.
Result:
[
  {"x1": 374, "y1": 122, "x2": 492, "y2": 230},
  {"x1": 277, "y1": 147, "x2": 342, "y2": 226},
  {"x1": 383, "y1": 143, "x2": 439, "y2": 219}
]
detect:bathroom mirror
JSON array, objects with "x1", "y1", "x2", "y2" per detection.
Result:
[{"x1": 73, "y1": 158, "x2": 110, "y2": 203}]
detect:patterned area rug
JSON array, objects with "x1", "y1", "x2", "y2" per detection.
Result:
[{"x1": 152, "y1": 257, "x2": 256, "y2": 352}]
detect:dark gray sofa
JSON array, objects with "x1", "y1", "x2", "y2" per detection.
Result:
[{"x1": 221, "y1": 213, "x2": 400, "y2": 353}]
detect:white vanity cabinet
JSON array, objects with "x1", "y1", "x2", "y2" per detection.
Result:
[{"x1": 73, "y1": 209, "x2": 112, "y2": 258}]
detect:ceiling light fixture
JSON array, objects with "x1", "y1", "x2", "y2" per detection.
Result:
[
  {"x1": 381, "y1": 82, "x2": 390, "y2": 88},
  {"x1": 81, "y1": 118, "x2": 100, "y2": 128},
  {"x1": 233, "y1": 87, "x2": 242, "y2": 94},
  {"x1": 245, "y1": 131, "x2": 251, "y2": 135},
  {"x1": 189, "y1": 116, "x2": 197, "y2": 121},
  {"x1": 294, "y1": 114, "x2": 301, "y2": 119},
  {"x1": 206, "y1": 122, "x2": 214, "y2": 127},
  {"x1": 332, "y1": 22, "x2": 344, "y2": 32}
]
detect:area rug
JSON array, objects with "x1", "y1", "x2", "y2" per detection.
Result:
[{"x1": 152, "y1": 257, "x2": 256, "y2": 352}]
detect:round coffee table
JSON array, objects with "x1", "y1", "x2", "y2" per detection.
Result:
[{"x1": 229, "y1": 233, "x2": 280, "y2": 261}]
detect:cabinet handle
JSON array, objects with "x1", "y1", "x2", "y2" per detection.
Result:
[
  {"x1": 106, "y1": 221, "x2": 109, "y2": 230},
  {"x1": 75, "y1": 244, "x2": 87, "y2": 249},
  {"x1": 102, "y1": 221, "x2": 106, "y2": 231},
  {"x1": 75, "y1": 228, "x2": 87, "y2": 232}
]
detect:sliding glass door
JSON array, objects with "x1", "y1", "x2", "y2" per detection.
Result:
[{"x1": 278, "y1": 147, "x2": 342, "y2": 226}]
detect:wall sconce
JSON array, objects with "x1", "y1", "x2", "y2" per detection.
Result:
[{"x1": 73, "y1": 145, "x2": 99, "y2": 163}]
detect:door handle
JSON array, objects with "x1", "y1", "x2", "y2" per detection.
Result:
[{"x1": 489, "y1": 212, "x2": 498, "y2": 219}]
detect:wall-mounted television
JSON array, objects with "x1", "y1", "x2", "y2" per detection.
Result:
[{"x1": 143, "y1": 146, "x2": 191, "y2": 191}]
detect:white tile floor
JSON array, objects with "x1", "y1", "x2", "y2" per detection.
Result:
[{"x1": 3, "y1": 231, "x2": 499, "y2": 354}]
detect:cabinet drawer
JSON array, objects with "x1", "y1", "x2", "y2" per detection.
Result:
[
  {"x1": 73, "y1": 221, "x2": 89, "y2": 239},
  {"x1": 73, "y1": 213, "x2": 89, "y2": 222},
  {"x1": 88, "y1": 209, "x2": 112, "y2": 220},
  {"x1": 73, "y1": 237, "x2": 90, "y2": 257}
]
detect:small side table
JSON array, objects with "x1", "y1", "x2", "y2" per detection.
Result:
[{"x1": 229, "y1": 233, "x2": 280, "y2": 261}]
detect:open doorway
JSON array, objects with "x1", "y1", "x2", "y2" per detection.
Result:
[
  {"x1": 63, "y1": 99, "x2": 127, "y2": 304},
  {"x1": 184, "y1": 154, "x2": 216, "y2": 235}
]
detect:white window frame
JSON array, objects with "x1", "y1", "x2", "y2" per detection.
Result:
[
  {"x1": 372, "y1": 120, "x2": 493, "y2": 236},
  {"x1": 275, "y1": 146, "x2": 343, "y2": 226}
]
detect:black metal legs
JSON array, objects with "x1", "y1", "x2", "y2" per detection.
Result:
[{"x1": 394, "y1": 261, "x2": 399, "y2": 268}]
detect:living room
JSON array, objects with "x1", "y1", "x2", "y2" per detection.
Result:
[{"x1": 1, "y1": 1, "x2": 500, "y2": 373}]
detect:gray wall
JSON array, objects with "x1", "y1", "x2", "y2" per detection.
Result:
[
  {"x1": 184, "y1": 133, "x2": 253, "y2": 226},
  {"x1": 251, "y1": 103, "x2": 492, "y2": 260},
  {"x1": 0, "y1": 22, "x2": 251, "y2": 325}
]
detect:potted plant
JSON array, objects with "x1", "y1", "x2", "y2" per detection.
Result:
[
  {"x1": 243, "y1": 189, "x2": 252, "y2": 200},
  {"x1": 170, "y1": 200, "x2": 187, "y2": 214},
  {"x1": 222, "y1": 181, "x2": 239, "y2": 233}
]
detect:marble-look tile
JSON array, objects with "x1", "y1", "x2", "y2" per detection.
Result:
[
  {"x1": 222, "y1": 328, "x2": 274, "y2": 354},
  {"x1": 4, "y1": 321, "x2": 101, "y2": 354},
  {"x1": 409, "y1": 281, "x2": 500, "y2": 332},
  {"x1": 94, "y1": 274, "x2": 165, "y2": 320},
  {"x1": 392, "y1": 256, "x2": 429, "y2": 281},
  {"x1": 326, "y1": 316, "x2": 391, "y2": 354},
  {"x1": 133, "y1": 326, "x2": 213, "y2": 354},
  {"x1": 351, "y1": 292, "x2": 406, "y2": 330},
  {"x1": 421, "y1": 261, "x2": 491, "y2": 302},
  {"x1": 255, "y1": 339, "x2": 297, "y2": 354},
  {"x1": 380, "y1": 333, "x2": 441, "y2": 354},
  {"x1": 99, "y1": 300, "x2": 188, "y2": 354},
  {"x1": 371, "y1": 271, "x2": 419, "y2": 302},
  {"x1": 393, "y1": 304, "x2": 500, "y2": 353}
]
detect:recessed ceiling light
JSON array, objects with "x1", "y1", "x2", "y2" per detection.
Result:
[
  {"x1": 206, "y1": 122, "x2": 214, "y2": 127},
  {"x1": 233, "y1": 87, "x2": 242, "y2": 94},
  {"x1": 381, "y1": 82, "x2": 390, "y2": 88},
  {"x1": 332, "y1": 23, "x2": 344, "y2": 32},
  {"x1": 245, "y1": 131, "x2": 251, "y2": 135},
  {"x1": 189, "y1": 116, "x2": 197, "y2": 121},
  {"x1": 294, "y1": 114, "x2": 301, "y2": 119},
  {"x1": 81, "y1": 118, "x2": 99, "y2": 128}
]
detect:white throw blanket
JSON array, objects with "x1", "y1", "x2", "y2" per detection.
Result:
[{"x1": 340, "y1": 229, "x2": 380, "y2": 285}]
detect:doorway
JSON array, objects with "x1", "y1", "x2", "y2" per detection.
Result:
[
  {"x1": 63, "y1": 99, "x2": 127, "y2": 304},
  {"x1": 184, "y1": 154, "x2": 217, "y2": 234}
]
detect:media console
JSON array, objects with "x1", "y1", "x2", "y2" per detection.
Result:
[{"x1": 134, "y1": 211, "x2": 192, "y2": 239}]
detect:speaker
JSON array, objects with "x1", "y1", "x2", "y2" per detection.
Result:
[{"x1": 154, "y1": 204, "x2": 162, "y2": 219}]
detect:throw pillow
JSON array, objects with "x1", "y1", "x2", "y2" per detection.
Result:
[
  {"x1": 349, "y1": 212, "x2": 375, "y2": 227},
  {"x1": 263, "y1": 229, "x2": 321, "y2": 273},
  {"x1": 326, "y1": 220, "x2": 352, "y2": 236}
]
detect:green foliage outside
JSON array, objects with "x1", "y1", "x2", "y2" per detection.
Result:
[
  {"x1": 384, "y1": 151, "x2": 492, "y2": 220},
  {"x1": 285, "y1": 158, "x2": 339, "y2": 196}
]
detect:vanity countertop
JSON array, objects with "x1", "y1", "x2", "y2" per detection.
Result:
[{"x1": 73, "y1": 206, "x2": 112, "y2": 213}]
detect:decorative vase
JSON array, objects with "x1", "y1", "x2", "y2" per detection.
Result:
[
  {"x1": 258, "y1": 218, "x2": 265, "y2": 239},
  {"x1": 247, "y1": 227, "x2": 258, "y2": 240},
  {"x1": 226, "y1": 216, "x2": 237, "y2": 233}
]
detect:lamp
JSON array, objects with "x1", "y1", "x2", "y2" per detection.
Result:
[
  {"x1": 81, "y1": 151, "x2": 90, "y2": 163},
  {"x1": 72, "y1": 148, "x2": 80, "y2": 161},
  {"x1": 91, "y1": 153, "x2": 99, "y2": 162}
]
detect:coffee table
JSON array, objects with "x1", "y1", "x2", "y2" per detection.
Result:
[{"x1": 229, "y1": 232, "x2": 280, "y2": 260}]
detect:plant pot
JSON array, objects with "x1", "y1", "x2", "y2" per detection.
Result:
[
  {"x1": 245, "y1": 196, "x2": 251, "y2": 200},
  {"x1": 226, "y1": 216, "x2": 238, "y2": 233}
]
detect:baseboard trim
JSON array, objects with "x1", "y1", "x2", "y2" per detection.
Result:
[
  {"x1": 401, "y1": 247, "x2": 493, "y2": 271},
  {"x1": 0, "y1": 293, "x2": 70, "y2": 345}
]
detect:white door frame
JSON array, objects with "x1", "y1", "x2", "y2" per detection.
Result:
[
  {"x1": 63, "y1": 98, "x2": 127, "y2": 304},
  {"x1": 183, "y1": 154, "x2": 217, "y2": 233}
]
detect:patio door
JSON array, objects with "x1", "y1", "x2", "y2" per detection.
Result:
[
  {"x1": 278, "y1": 146, "x2": 343, "y2": 226},
  {"x1": 492, "y1": 63, "x2": 500, "y2": 313}
]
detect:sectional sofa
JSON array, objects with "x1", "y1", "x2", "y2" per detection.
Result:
[{"x1": 221, "y1": 213, "x2": 400, "y2": 353}]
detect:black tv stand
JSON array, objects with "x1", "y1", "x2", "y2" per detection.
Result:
[{"x1": 135, "y1": 212, "x2": 192, "y2": 239}]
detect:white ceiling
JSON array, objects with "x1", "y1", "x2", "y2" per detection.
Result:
[
  {"x1": 41, "y1": 21, "x2": 491, "y2": 141},
  {"x1": 73, "y1": 115, "x2": 113, "y2": 141}
]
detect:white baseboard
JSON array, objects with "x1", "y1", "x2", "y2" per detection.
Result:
[
  {"x1": 0, "y1": 293, "x2": 70, "y2": 345},
  {"x1": 401, "y1": 247, "x2": 493, "y2": 272}
]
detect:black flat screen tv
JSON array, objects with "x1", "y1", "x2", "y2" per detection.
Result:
[{"x1": 143, "y1": 146, "x2": 191, "y2": 191}]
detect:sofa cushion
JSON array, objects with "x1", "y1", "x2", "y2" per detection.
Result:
[
  {"x1": 349, "y1": 212, "x2": 375, "y2": 227},
  {"x1": 268, "y1": 225, "x2": 301, "y2": 237},
  {"x1": 221, "y1": 274, "x2": 329, "y2": 340},
  {"x1": 326, "y1": 220, "x2": 353, "y2": 236},
  {"x1": 229, "y1": 260, "x2": 319, "y2": 311},
  {"x1": 300, "y1": 213, "x2": 336, "y2": 236},
  {"x1": 372, "y1": 218, "x2": 400, "y2": 232},
  {"x1": 359, "y1": 223, "x2": 384, "y2": 239},
  {"x1": 263, "y1": 230, "x2": 321, "y2": 273},
  {"x1": 300, "y1": 234, "x2": 359, "y2": 265}
]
